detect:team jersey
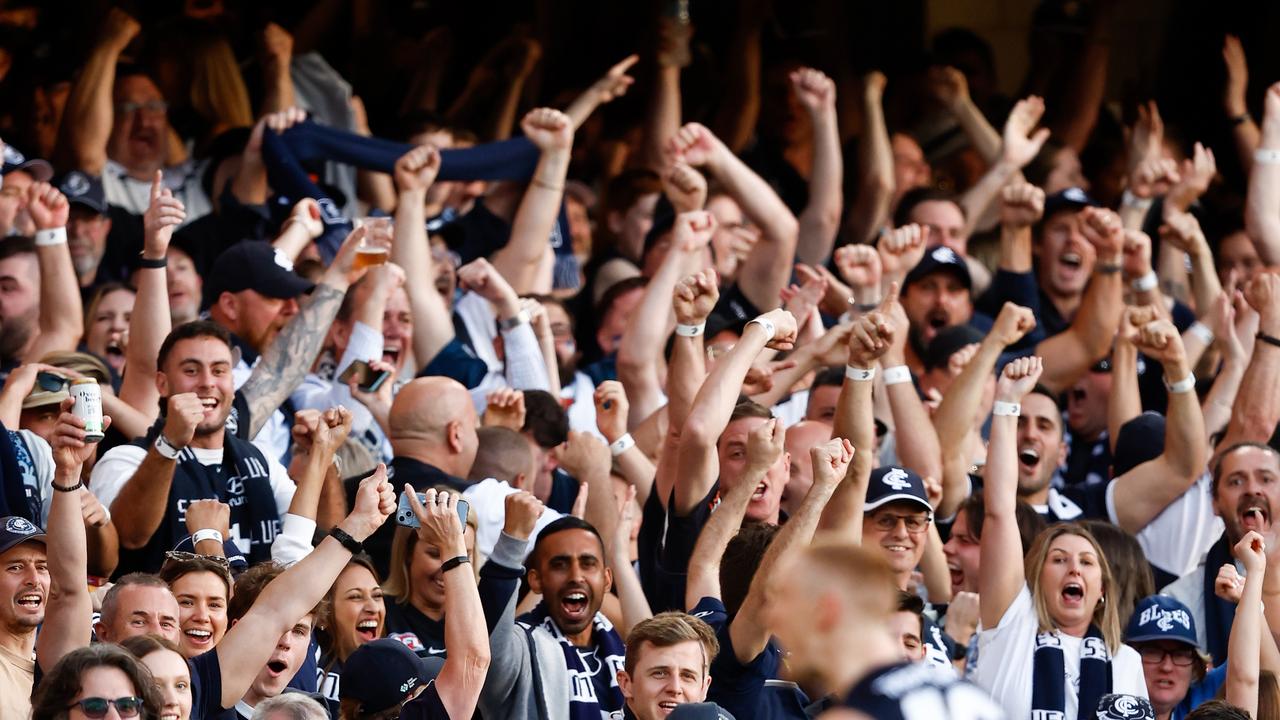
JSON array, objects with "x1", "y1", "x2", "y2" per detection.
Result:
[{"x1": 843, "y1": 661, "x2": 1005, "y2": 719}]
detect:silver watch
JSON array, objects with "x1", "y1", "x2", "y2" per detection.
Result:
[{"x1": 154, "y1": 434, "x2": 183, "y2": 460}]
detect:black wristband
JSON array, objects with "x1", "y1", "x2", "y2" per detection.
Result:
[
  {"x1": 441, "y1": 555, "x2": 471, "y2": 573},
  {"x1": 1257, "y1": 332, "x2": 1280, "y2": 350},
  {"x1": 52, "y1": 480, "x2": 84, "y2": 493},
  {"x1": 328, "y1": 527, "x2": 363, "y2": 554},
  {"x1": 137, "y1": 255, "x2": 168, "y2": 269}
]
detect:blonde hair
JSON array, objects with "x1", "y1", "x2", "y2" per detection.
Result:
[
  {"x1": 383, "y1": 488, "x2": 480, "y2": 605},
  {"x1": 800, "y1": 537, "x2": 899, "y2": 618},
  {"x1": 1024, "y1": 523, "x2": 1123, "y2": 653},
  {"x1": 188, "y1": 33, "x2": 252, "y2": 132}
]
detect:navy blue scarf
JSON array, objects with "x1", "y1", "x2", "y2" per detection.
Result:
[
  {"x1": 519, "y1": 601, "x2": 626, "y2": 720},
  {"x1": 1031, "y1": 624, "x2": 1112, "y2": 720},
  {"x1": 1202, "y1": 532, "x2": 1236, "y2": 664},
  {"x1": 0, "y1": 423, "x2": 35, "y2": 521}
]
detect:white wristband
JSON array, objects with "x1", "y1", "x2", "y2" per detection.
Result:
[
  {"x1": 34, "y1": 227, "x2": 67, "y2": 247},
  {"x1": 1188, "y1": 321, "x2": 1215, "y2": 346},
  {"x1": 992, "y1": 401, "x2": 1021, "y2": 417},
  {"x1": 609, "y1": 433, "x2": 636, "y2": 456},
  {"x1": 675, "y1": 322, "x2": 705, "y2": 337},
  {"x1": 882, "y1": 365, "x2": 912, "y2": 386},
  {"x1": 1130, "y1": 271, "x2": 1158, "y2": 292},
  {"x1": 746, "y1": 317, "x2": 775, "y2": 340},
  {"x1": 192, "y1": 528, "x2": 224, "y2": 547},
  {"x1": 1255, "y1": 148, "x2": 1280, "y2": 165},
  {"x1": 1121, "y1": 190, "x2": 1153, "y2": 210},
  {"x1": 845, "y1": 365, "x2": 876, "y2": 382},
  {"x1": 1165, "y1": 373, "x2": 1196, "y2": 394}
]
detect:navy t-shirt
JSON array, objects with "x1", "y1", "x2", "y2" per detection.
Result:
[
  {"x1": 189, "y1": 650, "x2": 225, "y2": 720},
  {"x1": 843, "y1": 661, "x2": 1004, "y2": 719},
  {"x1": 691, "y1": 596, "x2": 811, "y2": 720},
  {"x1": 384, "y1": 600, "x2": 448, "y2": 658}
]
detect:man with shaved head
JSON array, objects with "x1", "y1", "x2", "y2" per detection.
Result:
[
  {"x1": 765, "y1": 541, "x2": 1004, "y2": 718},
  {"x1": 353, "y1": 375, "x2": 479, "y2": 577}
]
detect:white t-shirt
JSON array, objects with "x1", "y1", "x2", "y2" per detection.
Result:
[
  {"x1": 101, "y1": 158, "x2": 211, "y2": 222},
  {"x1": 463, "y1": 478, "x2": 564, "y2": 562},
  {"x1": 90, "y1": 443, "x2": 295, "y2": 552},
  {"x1": 970, "y1": 586, "x2": 1147, "y2": 720}
]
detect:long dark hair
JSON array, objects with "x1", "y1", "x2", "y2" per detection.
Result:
[{"x1": 31, "y1": 644, "x2": 164, "y2": 720}]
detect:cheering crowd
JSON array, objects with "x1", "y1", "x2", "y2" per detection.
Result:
[{"x1": 3, "y1": 1, "x2": 1280, "y2": 719}]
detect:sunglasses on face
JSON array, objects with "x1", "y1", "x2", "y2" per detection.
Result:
[
  {"x1": 68, "y1": 696, "x2": 145, "y2": 718},
  {"x1": 36, "y1": 371, "x2": 70, "y2": 392},
  {"x1": 1137, "y1": 646, "x2": 1197, "y2": 667}
]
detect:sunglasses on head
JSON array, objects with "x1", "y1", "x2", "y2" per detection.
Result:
[
  {"x1": 68, "y1": 696, "x2": 145, "y2": 718},
  {"x1": 36, "y1": 371, "x2": 70, "y2": 393}
]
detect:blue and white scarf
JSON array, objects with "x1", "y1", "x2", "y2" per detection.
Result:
[
  {"x1": 520, "y1": 602, "x2": 626, "y2": 720},
  {"x1": 1031, "y1": 625, "x2": 1112, "y2": 720}
]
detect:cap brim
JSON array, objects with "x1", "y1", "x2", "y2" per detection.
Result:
[
  {"x1": 864, "y1": 493, "x2": 933, "y2": 513},
  {"x1": 1124, "y1": 632, "x2": 1200, "y2": 651},
  {"x1": 18, "y1": 160, "x2": 54, "y2": 183},
  {"x1": 0, "y1": 532, "x2": 47, "y2": 555},
  {"x1": 69, "y1": 196, "x2": 109, "y2": 215},
  {"x1": 256, "y1": 271, "x2": 315, "y2": 300}
]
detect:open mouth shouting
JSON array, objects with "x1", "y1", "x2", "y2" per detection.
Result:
[
  {"x1": 1238, "y1": 495, "x2": 1271, "y2": 534},
  {"x1": 559, "y1": 587, "x2": 591, "y2": 624},
  {"x1": 382, "y1": 345, "x2": 401, "y2": 368},
  {"x1": 1017, "y1": 445, "x2": 1041, "y2": 477},
  {"x1": 264, "y1": 655, "x2": 291, "y2": 679},
  {"x1": 1060, "y1": 581, "x2": 1086, "y2": 609},
  {"x1": 105, "y1": 336, "x2": 125, "y2": 360},
  {"x1": 15, "y1": 591, "x2": 43, "y2": 612},
  {"x1": 947, "y1": 560, "x2": 964, "y2": 592},
  {"x1": 355, "y1": 618, "x2": 380, "y2": 643},
  {"x1": 750, "y1": 480, "x2": 769, "y2": 503}
]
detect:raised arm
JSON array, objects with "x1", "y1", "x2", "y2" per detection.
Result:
[
  {"x1": 877, "y1": 283, "x2": 943, "y2": 483},
  {"x1": 215, "y1": 468, "x2": 394, "y2": 708},
  {"x1": 823, "y1": 303, "x2": 897, "y2": 534},
  {"x1": 792, "y1": 68, "x2": 843, "y2": 265},
  {"x1": 594, "y1": 382, "x2": 656, "y2": 505},
  {"x1": 565, "y1": 55, "x2": 637, "y2": 130},
  {"x1": 1246, "y1": 83, "x2": 1280, "y2": 265},
  {"x1": 670, "y1": 123, "x2": 798, "y2": 313},
  {"x1": 284, "y1": 408, "x2": 351, "y2": 529},
  {"x1": 1222, "y1": 272, "x2": 1280, "y2": 448},
  {"x1": 842, "y1": 72, "x2": 894, "y2": 246},
  {"x1": 54, "y1": 8, "x2": 138, "y2": 174},
  {"x1": 1106, "y1": 308, "x2": 1148, "y2": 454},
  {"x1": 730, "y1": 438, "x2": 852, "y2": 662},
  {"x1": 932, "y1": 302, "x2": 1037, "y2": 518},
  {"x1": 1202, "y1": 296, "x2": 1248, "y2": 441},
  {"x1": 930, "y1": 66, "x2": 1002, "y2": 164},
  {"x1": 1224, "y1": 36, "x2": 1261, "y2": 175},
  {"x1": 607, "y1": 484, "x2": 652, "y2": 635},
  {"x1": 240, "y1": 228, "x2": 365, "y2": 438},
  {"x1": 1110, "y1": 319, "x2": 1207, "y2": 533},
  {"x1": 120, "y1": 173, "x2": 181, "y2": 418},
  {"x1": 642, "y1": 17, "x2": 690, "y2": 170},
  {"x1": 104, "y1": 392, "x2": 204, "y2": 548},
  {"x1": 406, "y1": 488, "x2": 491, "y2": 719},
  {"x1": 492, "y1": 109, "x2": 573, "y2": 295},
  {"x1": 1160, "y1": 208, "x2": 1223, "y2": 318},
  {"x1": 684, "y1": 418, "x2": 781, "y2": 610},
  {"x1": 25, "y1": 184, "x2": 81, "y2": 360},
  {"x1": 258, "y1": 23, "x2": 296, "y2": 115},
  {"x1": 666, "y1": 268, "x2": 718, "y2": 433},
  {"x1": 617, "y1": 210, "x2": 716, "y2": 425},
  {"x1": 958, "y1": 96, "x2": 1050, "y2": 238},
  {"x1": 1035, "y1": 207, "x2": 1125, "y2": 394},
  {"x1": 36, "y1": 400, "x2": 105, "y2": 670},
  {"x1": 391, "y1": 144, "x2": 454, "y2": 366},
  {"x1": 673, "y1": 308, "x2": 797, "y2": 516},
  {"x1": 1228, "y1": 531, "x2": 1268, "y2": 718},
  {"x1": 995, "y1": 182, "x2": 1044, "y2": 274},
  {"x1": 979, "y1": 357, "x2": 1044, "y2": 629}
]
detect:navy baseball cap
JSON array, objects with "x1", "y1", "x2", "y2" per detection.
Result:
[
  {"x1": 923, "y1": 324, "x2": 985, "y2": 373},
  {"x1": 58, "y1": 171, "x2": 108, "y2": 215},
  {"x1": 171, "y1": 535, "x2": 248, "y2": 575},
  {"x1": 865, "y1": 466, "x2": 933, "y2": 513},
  {"x1": 1042, "y1": 186, "x2": 1101, "y2": 219},
  {"x1": 670, "y1": 704, "x2": 738, "y2": 720},
  {"x1": 904, "y1": 245, "x2": 971, "y2": 291},
  {"x1": 0, "y1": 516, "x2": 46, "y2": 555},
  {"x1": 205, "y1": 241, "x2": 315, "y2": 304},
  {"x1": 1125, "y1": 595, "x2": 1200, "y2": 649},
  {"x1": 1096, "y1": 694, "x2": 1155, "y2": 720},
  {"x1": 341, "y1": 638, "x2": 431, "y2": 714},
  {"x1": 1, "y1": 144, "x2": 52, "y2": 181}
]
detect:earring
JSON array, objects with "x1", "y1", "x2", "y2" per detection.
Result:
[{"x1": 1098, "y1": 596, "x2": 1105, "y2": 605}]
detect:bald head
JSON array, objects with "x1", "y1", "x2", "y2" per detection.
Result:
[
  {"x1": 389, "y1": 376, "x2": 479, "y2": 477},
  {"x1": 782, "y1": 421, "x2": 834, "y2": 516}
]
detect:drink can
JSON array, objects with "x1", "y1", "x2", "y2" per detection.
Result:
[{"x1": 70, "y1": 378, "x2": 104, "y2": 442}]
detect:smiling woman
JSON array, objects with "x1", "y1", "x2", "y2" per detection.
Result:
[{"x1": 315, "y1": 555, "x2": 387, "y2": 712}]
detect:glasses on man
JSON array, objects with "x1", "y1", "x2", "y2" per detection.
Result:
[
  {"x1": 869, "y1": 511, "x2": 932, "y2": 533},
  {"x1": 1137, "y1": 646, "x2": 1197, "y2": 667},
  {"x1": 68, "y1": 696, "x2": 145, "y2": 718}
]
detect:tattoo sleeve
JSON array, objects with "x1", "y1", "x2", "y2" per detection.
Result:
[{"x1": 241, "y1": 283, "x2": 346, "y2": 438}]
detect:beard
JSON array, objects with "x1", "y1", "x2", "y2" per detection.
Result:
[{"x1": 0, "y1": 307, "x2": 37, "y2": 360}]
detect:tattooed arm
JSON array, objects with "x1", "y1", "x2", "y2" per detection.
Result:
[{"x1": 240, "y1": 228, "x2": 367, "y2": 438}]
